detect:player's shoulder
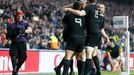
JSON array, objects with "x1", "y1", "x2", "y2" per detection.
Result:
[
  {"x1": 88, "y1": 4, "x2": 96, "y2": 9},
  {"x1": 66, "y1": 13, "x2": 78, "y2": 19},
  {"x1": 64, "y1": 13, "x2": 71, "y2": 18},
  {"x1": 67, "y1": 12, "x2": 76, "y2": 16},
  {"x1": 85, "y1": 4, "x2": 95, "y2": 14},
  {"x1": 85, "y1": 5, "x2": 91, "y2": 11}
]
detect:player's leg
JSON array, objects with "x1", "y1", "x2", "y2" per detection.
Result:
[
  {"x1": 54, "y1": 43, "x2": 67, "y2": 75},
  {"x1": 91, "y1": 61, "x2": 96, "y2": 75},
  {"x1": 84, "y1": 46, "x2": 94, "y2": 75},
  {"x1": 93, "y1": 47, "x2": 101, "y2": 75},
  {"x1": 120, "y1": 53, "x2": 125, "y2": 71},
  {"x1": 54, "y1": 57, "x2": 65, "y2": 75},
  {"x1": 9, "y1": 43, "x2": 18, "y2": 75},
  {"x1": 58, "y1": 57, "x2": 65, "y2": 69},
  {"x1": 62, "y1": 50, "x2": 74, "y2": 75},
  {"x1": 92, "y1": 47, "x2": 101, "y2": 75},
  {"x1": 75, "y1": 38, "x2": 86, "y2": 75},
  {"x1": 116, "y1": 56, "x2": 125, "y2": 71},
  {"x1": 92, "y1": 37, "x2": 102, "y2": 75},
  {"x1": 62, "y1": 36, "x2": 80, "y2": 75},
  {"x1": 120, "y1": 58, "x2": 125, "y2": 71},
  {"x1": 76, "y1": 51, "x2": 85, "y2": 75},
  {"x1": 69, "y1": 54, "x2": 74, "y2": 75},
  {"x1": 103, "y1": 55, "x2": 110, "y2": 70},
  {"x1": 81, "y1": 49, "x2": 86, "y2": 75},
  {"x1": 11, "y1": 56, "x2": 18, "y2": 75},
  {"x1": 54, "y1": 55, "x2": 74, "y2": 75},
  {"x1": 16, "y1": 42, "x2": 27, "y2": 72}
]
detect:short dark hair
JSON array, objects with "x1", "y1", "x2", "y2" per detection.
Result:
[
  {"x1": 73, "y1": 2, "x2": 81, "y2": 10},
  {"x1": 109, "y1": 38, "x2": 115, "y2": 44}
]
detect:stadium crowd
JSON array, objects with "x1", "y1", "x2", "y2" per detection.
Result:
[{"x1": 0, "y1": 0, "x2": 134, "y2": 50}]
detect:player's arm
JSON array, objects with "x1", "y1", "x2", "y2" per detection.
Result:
[
  {"x1": 63, "y1": 3, "x2": 73, "y2": 8},
  {"x1": 117, "y1": 47, "x2": 124, "y2": 68},
  {"x1": 63, "y1": 8, "x2": 86, "y2": 16},
  {"x1": 101, "y1": 28, "x2": 110, "y2": 43},
  {"x1": 6, "y1": 25, "x2": 15, "y2": 39},
  {"x1": 6, "y1": 26, "x2": 11, "y2": 39},
  {"x1": 105, "y1": 51, "x2": 114, "y2": 71}
]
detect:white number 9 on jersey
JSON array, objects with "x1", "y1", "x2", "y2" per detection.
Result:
[{"x1": 75, "y1": 18, "x2": 82, "y2": 26}]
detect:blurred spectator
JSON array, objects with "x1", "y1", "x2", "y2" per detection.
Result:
[{"x1": 49, "y1": 32, "x2": 59, "y2": 50}]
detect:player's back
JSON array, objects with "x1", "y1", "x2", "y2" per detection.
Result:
[
  {"x1": 63, "y1": 13, "x2": 85, "y2": 37},
  {"x1": 85, "y1": 4, "x2": 100, "y2": 35},
  {"x1": 106, "y1": 44, "x2": 121, "y2": 58}
]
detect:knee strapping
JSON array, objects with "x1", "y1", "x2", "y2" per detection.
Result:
[
  {"x1": 92, "y1": 46, "x2": 98, "y2": 57},
  {"x1": 86, "y1": 46, "x2": 94, "y2": 59},
  {"x1": 81, "y1": 49, "x2": 86, "y2": 62}
]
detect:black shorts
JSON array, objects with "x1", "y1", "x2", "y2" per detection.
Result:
[
  {"x1": 65, "y1": 35, "x2": 85, "y2": 53},
  {"x1": 9, "y1": 42, "x2": 27, "y2": 59},
  {"x1": 85, "y1": 33, "x2": 101, "y2": 48}
]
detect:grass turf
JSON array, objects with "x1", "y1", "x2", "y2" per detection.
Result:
[{"x1": 6, "y1": 70, "x2": 133, "y2": 75}]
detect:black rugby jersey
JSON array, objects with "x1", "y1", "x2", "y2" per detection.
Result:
[
  {"x1": 63, "y1": 13, "x2": 85, "y2": 38},
  {"x1": 84, "y1": 4, "x2": 100, "y2": 35}
]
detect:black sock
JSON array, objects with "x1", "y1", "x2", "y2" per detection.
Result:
[
  {"x1": 62, "y1": 59, "x2": 71, "y2": 75},
  {"x1": 84, "y1": 59, "x2": 94, "y2": 75},
  {"x1": 57, "y1": 57, "x2": 65, "y2": 69},
  {"x1": 77, "y1": 60, "x2": 85, "y2": 75},
  {"x1": 91, "y1": 68, "x2": 96, "y2": 74},
  {"x1": 81, "y1": 61, "x2": 85, "y2": 75},
  {"x1": 11, "y1": 56, "x2": 17, "y2": 72},
  {"x1": 70, "y1": 59, "x2": 73, "y2": 72},
  {"x1": 92, "y1": 56, "x2": 101, "y2": 75}
]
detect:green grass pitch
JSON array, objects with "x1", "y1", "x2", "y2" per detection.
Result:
[{"x1": 4, "y1": 70, "x2": 134, "y2": 75}]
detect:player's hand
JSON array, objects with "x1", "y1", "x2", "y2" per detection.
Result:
[
  {"x1": 106, "y1": 38, "x2": 110, "y2": 42},
  {"x1": 106, "y1": 38, "x2": 111, "y2": 46}
]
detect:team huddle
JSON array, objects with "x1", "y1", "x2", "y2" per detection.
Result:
[
  {"x1": 5, "y1": 0, "x2": 125, "y2": 75},
  {"x1": 54, "y1": 0, "x2": 125, "y2": 75}
]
